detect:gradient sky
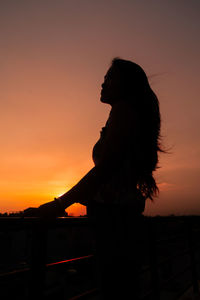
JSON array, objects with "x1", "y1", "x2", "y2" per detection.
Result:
[{"x1": 1, "y1": 0, "x2": 200, "y2": 216}]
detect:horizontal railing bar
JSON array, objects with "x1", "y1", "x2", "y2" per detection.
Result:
[
  {"x1": 1, "y1": 216, "x2": 200, "y2": 232},
  {"x1": 0, "y1": 255, "x2": 94, "y2": 279},
  {"x1": 0, "y1": 217, "x2": 90, "y2": 230},
  {"x1": 2, "y1": 248, "x2": 193, "y2": 280},
  {"x1": 0, "y1": 268, "x2": 30, "y2": 280},
  {"x1": 47, "y1": 254, "x2": 94, "y2": 268},
  {"x1": 1, "y1": 244, "x2": 198, "y2": 279}
]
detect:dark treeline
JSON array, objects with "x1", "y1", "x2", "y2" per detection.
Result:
[{"x1": 0, "y1": 211, "x2": 24, "y2": 217}]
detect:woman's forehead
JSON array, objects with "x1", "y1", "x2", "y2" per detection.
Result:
[
  {"x1": 105, "y1": 67, "x2": 112, "y2": 77},
  {"x1": 105, "y1": 66, "x2": 118, "y2": 79}
]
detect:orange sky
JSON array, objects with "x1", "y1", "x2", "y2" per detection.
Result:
[{"x1": 1, "y1": 1, "x2": 200, "y2": 216}]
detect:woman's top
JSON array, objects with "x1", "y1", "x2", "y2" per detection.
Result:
[{"x1": 91, "y1": 102, "x2": 146, "y2": 215}]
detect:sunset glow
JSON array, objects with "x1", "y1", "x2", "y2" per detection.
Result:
[{"x1": 1, "y1": 1, "x2": 200, "y2": 216}]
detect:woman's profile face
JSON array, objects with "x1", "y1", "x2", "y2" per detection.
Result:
[{"x1": 100, "y1": 66, "x2": 122, "y2": 105}]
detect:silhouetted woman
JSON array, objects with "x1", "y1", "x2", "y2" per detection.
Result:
[{"x1": 25, "y1": 58, "x2": 163, "y2": 299}]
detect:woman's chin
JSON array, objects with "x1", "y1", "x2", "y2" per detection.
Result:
[{"x1": 100, "y1": 95, "x2": 110, "y2": 104}]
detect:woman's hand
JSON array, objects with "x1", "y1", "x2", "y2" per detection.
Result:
[{"x1": 23, "y1": 199, "x2": 66, "y2": 218}]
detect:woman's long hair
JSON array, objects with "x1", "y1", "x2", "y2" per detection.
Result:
[{"x1": 111, "y1": 57, "x2": 164, "y2": 201}]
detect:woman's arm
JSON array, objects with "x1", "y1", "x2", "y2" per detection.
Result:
[
  {"x1": 23, "y1": 166, "x2": 108, "y2": 217},
  {"x1": 58, "y1": 158, "x2": 117, "y2": 208},
  {"x1": 58, "y1": 167, "x2": 98, "y2": 208}
]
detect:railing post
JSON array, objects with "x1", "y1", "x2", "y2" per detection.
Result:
[
  {"x1": 28, "y1": 219, "x2": 48, "y2": 299},
  {"x1": 147, "y1": 218, "x2": 160, "y2": 300},
  {"x1": 186, "y1": 218, "x2": 199, "y2": 295}
]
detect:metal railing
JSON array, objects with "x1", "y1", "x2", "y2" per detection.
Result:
[
  {"x1": 0, "y1": 217, "x2": 97, "y2": 299},
  {"x1": 0, "y1": 216, "x2": 200, "y2": 299}
]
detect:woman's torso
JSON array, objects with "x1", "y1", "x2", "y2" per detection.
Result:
[{"x1": 90, "y1": 105, "x2": 146, "y2": 215}]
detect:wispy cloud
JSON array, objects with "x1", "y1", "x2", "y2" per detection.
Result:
[{"x1": 158, "y1": 182, "x2": 177, "y2": 191}]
